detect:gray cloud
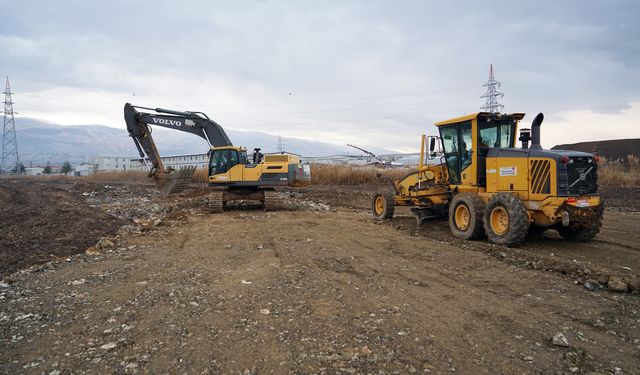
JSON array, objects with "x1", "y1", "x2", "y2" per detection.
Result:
[{"x1": 1, "y1": 0, "x2": 638, "y2": 150}]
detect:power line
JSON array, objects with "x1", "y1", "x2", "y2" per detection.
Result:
[
  {"x1": 231, "y1": 84, "x2": 483, "y2": 107},
  {"x1": 18, "y1": 84, "x2": 483, "y2": 108},
  {"x1": 15, "y1": 93, "x2": 480, "y2": 118},
  {"x1": 213, "y1": 95, "x2": 479, "y2": 116},
  {"x1": 229, "y1": 106, "x2": 480, "y2": 128}
]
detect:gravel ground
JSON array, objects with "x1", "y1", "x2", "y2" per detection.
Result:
[{"x1": 1, "y1": 180, "x2": 639, "y2": 374}]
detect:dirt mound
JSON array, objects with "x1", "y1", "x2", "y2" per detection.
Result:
[
  {"x1": 0, "y1": 179, "x2": 125, "y2": 277},
  {"x1": 600, "y1": 186, "x2": 640, "y2": 211},
  {"x1": 552, "y1": 138, "x2": 640, "y2": 160}
]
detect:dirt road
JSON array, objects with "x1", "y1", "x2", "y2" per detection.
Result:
[{"x1": 1, "y1": 180, "x2": 639, "y2": 374}]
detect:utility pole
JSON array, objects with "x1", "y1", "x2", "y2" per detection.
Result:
[
  {"x1": 2, "y1": 77, "x2": 19, "y2": 174},
  {"x1": 480, "y1": 64, "x2": 504, "y2": 113},
  {"x1": 276, "y1": 135, "x2": 285, "y2": 153}
]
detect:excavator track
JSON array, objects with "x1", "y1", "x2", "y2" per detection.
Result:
[
  {"x1": 263, "y1": 190, "x2": 286, "y2": 212},
  {"x1": 208, "y1": 191, "x2": 224, "y2": 213},
  {"x1": 164, "y1": 166, "x2": 197, "y2": 194}
]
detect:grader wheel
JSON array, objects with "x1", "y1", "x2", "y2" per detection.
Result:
[
  {"x1": 448, "y1": 193, "x2": 485, "y2": 240},
  {"x1": 483, "y1": 193, "x2": 529, "y2": 247},
  {"x1": 372, "y1": 192, "x2": 395, "y2": 221}
]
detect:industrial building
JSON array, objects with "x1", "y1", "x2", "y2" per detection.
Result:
[
  {"x1": 129, "y1": 153, "x2": 209, "y2": 171},
  {"x1": 72, "y1": 163, "x2": 96, "y2": 176},
  {"x1": 88, "y1": 153, "x2": 210, "y2": 174}
]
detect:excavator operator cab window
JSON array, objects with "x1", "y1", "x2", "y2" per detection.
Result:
[
  {"x1": 238, "y1": 150, "x2": 248, "y2": 164},
  {"x1": 210, "y1": 149, "x2": 239, "y2": 175}
]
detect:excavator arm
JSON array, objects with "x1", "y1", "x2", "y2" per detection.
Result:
[{"x1": 123, "y1": 103, "x2": 233, "y2": 193}]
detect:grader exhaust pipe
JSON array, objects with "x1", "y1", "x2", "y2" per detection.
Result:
[{"x1": 530, "y1": 112, "x2": 544, "y2": 150}]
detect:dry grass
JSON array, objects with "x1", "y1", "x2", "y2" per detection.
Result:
[
  {"x1": 310, "y1": 164, "x2": 412, "y2": 186},
  {"x1": 189, "y1": 164, "x2": 412, "y2": 186},
  {"x1": 16, "y1": 157, "x2": 638, "y2": 188},
  {"x1": 598, "y1": 155, "x2": 640, "y2": 187},
  {"x1": 192, "y1": 168, "x2": 208, "y2": 183}
]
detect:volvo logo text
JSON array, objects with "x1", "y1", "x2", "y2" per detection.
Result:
[{"x1": 152, "y1": 118, "x2": 181, "y2": 127}]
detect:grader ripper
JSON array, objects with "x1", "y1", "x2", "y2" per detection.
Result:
[{"x1": 372, "y1": 112, "x2": 603, "y2": 247}]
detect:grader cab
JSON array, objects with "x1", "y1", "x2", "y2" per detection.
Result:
[{"x1": 372, "y1": 112, "x2": 603, "y2": 247}]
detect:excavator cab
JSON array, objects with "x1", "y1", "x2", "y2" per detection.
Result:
[
  {"x1": 209, "y1": 147, "x2": 248, "y2": 175},
  {"x1": 124, "y1": 103, "x2": 311, "y2": 212}
]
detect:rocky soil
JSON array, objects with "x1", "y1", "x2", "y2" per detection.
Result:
[{"x1": 1, "y1": 179, "x2": 639, "y2": 374}]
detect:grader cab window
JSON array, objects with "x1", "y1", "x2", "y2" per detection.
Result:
[
  {"x1": 460, "y1": 124, "x2": 473, "y2": 171},
  {"x1": 439, "y1": 121, "x2": 471, "y2": 184},
  {"x1": 478, "y1": 118, "x2": 517, "y2": 152},
  {"x1": 500, "y1": 123, "x2": 515, "y2": 148}
]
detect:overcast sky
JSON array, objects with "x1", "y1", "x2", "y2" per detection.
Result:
[{"x1": 1, "y1": 0, "x2": 638, "y2": 152}]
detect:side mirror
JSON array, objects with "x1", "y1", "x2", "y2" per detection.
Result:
[{"x1": 429, "y1": 137, "x2": 436, "y2": 153}]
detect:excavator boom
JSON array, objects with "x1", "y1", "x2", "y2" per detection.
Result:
[{"x1": 123, "y1": 103, "x2": 233, "y2": 193}]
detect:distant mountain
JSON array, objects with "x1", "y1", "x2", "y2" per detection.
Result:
[
  {"x1": 552, "y1": 139, "x2": 640, "y2": 161},
  {"x1": 14, "y1": 117, "x2": 393, "y2": 165}
]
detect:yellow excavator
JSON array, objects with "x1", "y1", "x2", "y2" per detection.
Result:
[
  {"x1": 372, "y1": 112, "x2": 603, "y2": 246},
  {"x1": 124, "y1": 103, "x2": 310, "y2": 212}
]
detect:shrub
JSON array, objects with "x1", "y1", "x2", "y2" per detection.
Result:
[
  {"x1": 192, "y1": 168, "x2": 208, "y2": 183},
  {"x1": 598, "y1": 155, "x2": 640, "y2": 187},
  {"x1": 309, "y1": 163, "x2": 411, "y2": 186}
]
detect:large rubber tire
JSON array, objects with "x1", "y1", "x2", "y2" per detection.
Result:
[
  {"x1": 372, "y1": 191, "x2": 395, "y2": 221},
  {"x1": 448, "y1": 193, "x2": 485, "y2": 240},
  {"x1": 557, "y1": 204, "x2": 604, "y2": 242},
  {"x1": 483, "y1": 193, "x2": 529, "y2": 247}
]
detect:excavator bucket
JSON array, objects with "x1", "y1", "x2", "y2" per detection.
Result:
[{"x1": 160, "y1": 166, "x2": 197, "y2": 194}]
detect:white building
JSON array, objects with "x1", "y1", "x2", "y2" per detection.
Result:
[
  {"x1": 92, "y1": 153, "x2": 209, "y2": 172},
  {"x1": 72, "y1": 163, "x2": 96, "y2": 176},
  {"x1": 24, "y1": 167, "x2": 44, "y2": 176},
  {"x1": 159, "y1": 153, "x2": 208, "y2": 169},
  {"x1": 93, "y1": 155, "x2": 138, "y2": 172}
]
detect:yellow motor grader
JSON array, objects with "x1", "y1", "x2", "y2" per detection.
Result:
[{"x1": 372, "y1": 112, "x2": 603, "y2": 247}]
